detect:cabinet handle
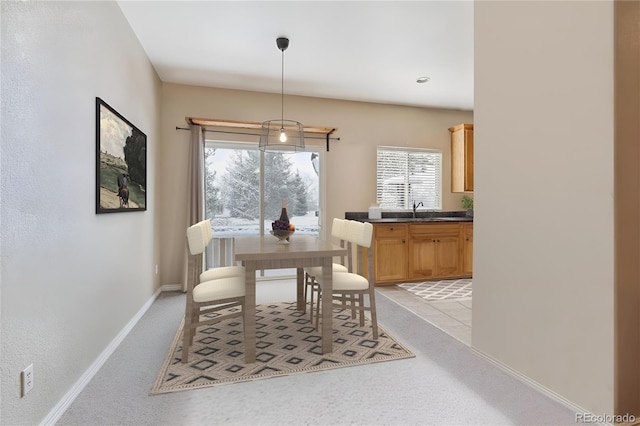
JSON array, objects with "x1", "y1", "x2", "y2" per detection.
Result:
[{"x1": 402, "y1": 239, "x2": 405, "y2": 243}]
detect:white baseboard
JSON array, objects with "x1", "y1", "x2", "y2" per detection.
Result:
[
  {"x1": 40, "y1": 287, "x2": 162, "y2": 426},
  {"x1": 161, "y1": 283, "x2": 182, "y2": 292},
  {"x1": 470, "y1": 347, "x2": 611, "y2": 426}
]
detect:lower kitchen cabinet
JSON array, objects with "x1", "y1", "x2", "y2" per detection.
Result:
[
  {"x1": 372, "y1": 223, "x2": 408, "y2": 282},
  {"x1": 408, "y1": 224, "x2": 462, "y2": 280},
  {"x1": 366, "y1": 221, "x2": 473, "y2": 285}
]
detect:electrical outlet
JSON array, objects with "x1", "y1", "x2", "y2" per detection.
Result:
[
  {"x1": 21, "y1": 364, "x2": 33, "y2": 397},
  {"x1": 155, "y1": 264, "x2": 159, "y2": 275}
]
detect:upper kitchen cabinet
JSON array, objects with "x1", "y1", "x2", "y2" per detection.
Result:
[{"x1": 449, "y1": 124, "x2": 474, "y2": 192}]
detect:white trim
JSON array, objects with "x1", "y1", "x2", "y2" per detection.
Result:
[
  {"x1": 161, "y1": 284, "x2": 182, "y2": 292},
  {"x1": 40, "y1": 288, "x2": 162, "y2": 426},
  {"x1": 379, "y1": 291, "x2": 608, "y2": 426},
  {"x1": 470, "y1": 347, "x2": 610, "y2": 426}
]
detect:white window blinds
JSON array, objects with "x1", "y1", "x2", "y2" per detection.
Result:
[{"x1": 376, "y1": 146, "x2": 442, "y2": 210}]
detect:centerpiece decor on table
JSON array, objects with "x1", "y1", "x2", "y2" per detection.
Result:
[{"x1": 270, "y1": 199, "x2": 295, "y2": 243}]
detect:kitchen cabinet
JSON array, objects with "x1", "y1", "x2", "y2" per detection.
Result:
[
  {"x1": 462, "y1": 222, "x2": 473, "y2": 276},
  {"x1": 408, "y1": 224, "x2": 462, "y2": 280},
  {"x1": 364, "y1": 221, "x2": 472, "y2": 285},
  {"x1": 371, "y1": 224, "x2": 408, "y2": 283},
  {"x1": 449, "y1": 123, "x2": 474, "y2": 193}
]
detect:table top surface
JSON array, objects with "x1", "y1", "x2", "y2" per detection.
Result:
[{"x1": 234, "y1": 234, "x2": 346, "y2": 261}]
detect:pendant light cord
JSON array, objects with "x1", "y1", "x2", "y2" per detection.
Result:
[{"x1": 281, "y1": 48, "x2": 284, "y2": 127}]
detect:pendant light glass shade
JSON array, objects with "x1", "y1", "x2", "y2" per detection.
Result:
[{"x1": 259, "y1": 37, "x2": 305, "y2": 153}]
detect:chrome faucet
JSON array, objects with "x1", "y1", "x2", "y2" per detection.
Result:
[{"x1": 412, "y1": 201, "x2": 424, "y2": 218}]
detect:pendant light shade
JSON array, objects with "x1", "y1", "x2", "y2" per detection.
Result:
[
  {"x1": 259, "y1": 119, "x2": 305, "y2": 152},
  {"x1": 259, "y1": 37, "x2": 305, "y2": 152}
]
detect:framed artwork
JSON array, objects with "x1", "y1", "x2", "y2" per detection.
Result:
[{"x1": 96, "y1": 97, "x2": 147, "y2": 213}]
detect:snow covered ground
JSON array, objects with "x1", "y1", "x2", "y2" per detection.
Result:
[{"x1": 210, "y1": 211, "x2": 320, "y2": 237}]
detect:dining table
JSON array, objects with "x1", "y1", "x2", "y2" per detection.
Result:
[{"x1": 234, "y1": 234, "x2": 348, "y2": 364}]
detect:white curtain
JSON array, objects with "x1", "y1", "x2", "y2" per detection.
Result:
[{"x1": 182, "y1": 124, "x2": 205, "y2": 292}]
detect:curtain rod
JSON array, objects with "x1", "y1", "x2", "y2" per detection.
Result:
[{"x1": 175, "y1": 126, "x2": 340, "y2": 141}]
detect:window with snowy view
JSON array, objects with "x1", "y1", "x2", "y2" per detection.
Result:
[{"x1": 204, "y1": 143, "x2": 320, "y2": 238}]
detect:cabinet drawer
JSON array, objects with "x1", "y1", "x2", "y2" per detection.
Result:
[
  {"x1": 374, "y1": 223, "x2": 408, "y2": 238},
  {"x1": 409, "y1": 223, "x2": 461, "y2": 236}
]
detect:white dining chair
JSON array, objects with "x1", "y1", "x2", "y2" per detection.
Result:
[
  {"x1": 195, "y1": 220, "x2": 245, "y2": 281},
  {"x1": 313, "y1": 219, "x2": 378, "y2": 339},
  {"x1": 182, "y1": 220, "x2": 246, "y2": 363},
  {"x1": 303, "y1": 218, "x2": 349, "y2": 320}
]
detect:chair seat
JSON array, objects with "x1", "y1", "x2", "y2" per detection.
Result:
[
  {"x1": 193, "y1": 276, "x2": 245, "y2": 303},
  {"x1": 319, "y1": 272, "x2": 369, "y2": 291},
  {"x1": 304, "y1": 263, "x2": 348, "y2": 277},
  {"x1": 200, "y1": 265, "x2": 245, "y2": 282}
]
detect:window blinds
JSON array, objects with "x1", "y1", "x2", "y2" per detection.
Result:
[{"x1": 376, "y1": 146, "x2": 442, "y2": 210}]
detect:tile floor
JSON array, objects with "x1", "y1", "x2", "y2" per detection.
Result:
[{"x1": 376, "y1": 285, "x2": 472, "y2": 346}]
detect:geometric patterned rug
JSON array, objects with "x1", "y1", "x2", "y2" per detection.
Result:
[
  {"x1": 397, "y1": 278, "x2": 472, "y2": 301},
  {"x1": 150, "y1": 302, "x2": 414, "y2": 394}
]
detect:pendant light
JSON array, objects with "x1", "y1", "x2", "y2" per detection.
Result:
[{"x1": 259, "y1": 37, "x2": 305, "y2": 152}]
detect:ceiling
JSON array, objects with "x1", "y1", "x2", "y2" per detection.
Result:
[{"x1": 117, "y1": 1, "x2": 474, "y2": 111}]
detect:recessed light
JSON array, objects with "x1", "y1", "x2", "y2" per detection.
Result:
[{"x1": 416, "y1": 77, "x2": 430, "y2": 84}]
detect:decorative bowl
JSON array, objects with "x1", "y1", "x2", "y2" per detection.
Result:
[{"x1": 270, "y1": 229, "x2": 294, "y2": 244}]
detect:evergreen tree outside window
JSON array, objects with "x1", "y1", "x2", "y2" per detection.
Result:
[
  {"x1": 204, "y1": 142, "x2": 320, "y2": 237},
  {"x1": 376, "y1": 146, "x2": 442, "y2": 210}
]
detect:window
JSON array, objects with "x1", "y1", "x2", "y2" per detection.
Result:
[
  {"x1": 204, "y1": 141, "x2": 321, "y2": 237},
  {"x1": 376, "y1": 146, "x2": 442, "y2": 210}
]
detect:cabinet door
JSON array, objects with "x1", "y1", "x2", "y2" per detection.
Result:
[
  {"x1": 462, "y1": 223, "x2": 473, "y2": 276},
  {"x1": 450, "y1": 124, "x2": 474, "y2": 193},
  {"x1": 374, "y1": 237, "x2": 407, "y2": 282},
  {"x1": 371, "y1": 224, "x2": 408, "y2": 284},
  {"x1": 435, "y1": 236, "x2": 462, "y2": 278},
  {"x1": 408, "y1": 237, "x2": 437, "y2": 280},
  {"x1": 409, "y1": 223, "x2": 463, "y2": 280}
]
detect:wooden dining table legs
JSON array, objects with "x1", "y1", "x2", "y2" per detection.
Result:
[
  {"x1": 234, "y1": 235, "x2": 346, "y2": 364},
  {"x1": 241, "y1": 257, "x2": 334, "y2": 364}
]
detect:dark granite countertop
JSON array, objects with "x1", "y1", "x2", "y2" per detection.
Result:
[
  {"x1": 364, "y1": 217, "x2": 472, "y2": 223},
  {"x1": 345, "y1": 211, "x2": 473, "y2": 223}
]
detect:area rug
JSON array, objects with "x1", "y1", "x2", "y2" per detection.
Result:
[
  {"x1": 150, "y1": 302, "x2": 414, "y2": 394},
  {"x1": 397, "y1": 278, "x2": 472, "y2": 301}
]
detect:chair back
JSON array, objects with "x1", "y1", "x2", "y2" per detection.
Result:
[
  {"x1": 342, "y1": 220, "x2": 373, "y2": 276},
  {"x1": 344, "y1": 220, "x2": 373, "y2": 248},
  {"x1": 331, "y1": 218, "x2": 348, "y2": 267},
  {"x1": 331, "y1": 218, "x2": 346, "y2": 239},
  {"x1": 186, "y1": 219, "x2": 212, "y2": 256},
  {"x1": 201, "y1": 220, "x2": 212, "y2": 242}
]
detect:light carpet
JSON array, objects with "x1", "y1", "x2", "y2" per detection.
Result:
[
  {"x1": 398, "y1": 278, "x2": 472, "y2": 301},
  {"x1": 150, "y1": 301, "x2": 414, "y2": 394}
]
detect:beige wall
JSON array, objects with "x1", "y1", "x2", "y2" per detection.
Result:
[
  {"x1": 0, "y1": 2, "x2": 162, "y2": 424},
  {"x1": 158, "y1": 83, "x2": 473, "y2": 287},
  {"x1": 474, "y1": 0, "x2": 614, "y2": 415}
]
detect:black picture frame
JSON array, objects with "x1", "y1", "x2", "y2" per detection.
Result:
[{"x1": 96, "y1": 97, "x2": 147, "y2": 213}]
